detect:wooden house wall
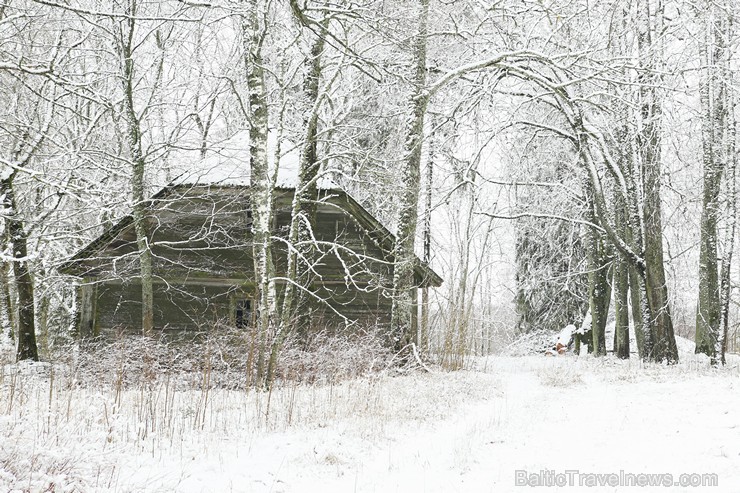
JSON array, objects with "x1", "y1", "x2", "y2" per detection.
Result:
[
  {"x1": 79, "y1": 281, "x2": 242, "y2": 339},
  {"x1": 75, "y1": 186, "x2": 398, "y2": 336}
]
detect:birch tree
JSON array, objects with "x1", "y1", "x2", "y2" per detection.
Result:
[
  {"x1": 718, "y1": 91, "x2": 737, "y2": 364},
  {"x1": 239, "y1": 0, "x2": 276, "y2": 386},
  {"x1": 390, "y1": 0, "x2": 430, "y2": 352},
  {"x1": 46, "y1": 0, "x2": 212, "y2": 337}
]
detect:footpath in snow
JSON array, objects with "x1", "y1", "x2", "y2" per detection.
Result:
[{"x1": 2, "y1": 353, "x2": 739, "y2": 492}]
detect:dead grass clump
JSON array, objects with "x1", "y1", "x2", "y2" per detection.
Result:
[
  {"x1": 49, "y1": 325, "x2": 395, "y2": 390},
  {"x1": 276, "y1": 327, "x2": 394, "y2": 385},
  {"x1": 536, "y1": 364, "x2": 584, "y2": 387}
]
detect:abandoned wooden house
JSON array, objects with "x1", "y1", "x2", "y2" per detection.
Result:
[{"x1": 61, "y1": 136, "x2": 442, "y2": 339}]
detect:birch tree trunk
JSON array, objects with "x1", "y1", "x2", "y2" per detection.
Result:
[
  {"x1": 391, "y1": 0, "x2": 430, "y2": 352},
  {"x1": 262, "y1": 3, "x2": 333, "y2": 387},
  {"x1": 718, "y1": 89, "x2": 736, "y2": 364},
  {"x1": 420, "y1": 123, "x2": 434, "y2": 353},
  {"x1": 717, "y1": 12, "x2": 736, "y2": 365},
  {"x1": 241, "y1": 0, "x2": 278, "y2": 387}
]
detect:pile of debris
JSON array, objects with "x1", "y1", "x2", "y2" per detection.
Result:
[
  {"x1": 503, "y1": 317, "x2": 590, "y2": 357},
  {"x1": 502, "y1": 328, "x2": 572, "y2": 357}
]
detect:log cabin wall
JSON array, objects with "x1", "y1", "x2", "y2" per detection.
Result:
[{"x1": 67, "y1": 185, "x2": 408, "y2": 337}]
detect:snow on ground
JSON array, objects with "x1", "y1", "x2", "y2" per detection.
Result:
[
  {"x1": 503, "y1": 321, "x2": 694, "y2": 358},
  {"x1": 2, "y1": 350, "x2": 740, "y2": 492}
]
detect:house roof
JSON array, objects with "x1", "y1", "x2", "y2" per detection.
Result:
[{"x1": 61, "y1": 133, "x2": 443, "y2": 288}]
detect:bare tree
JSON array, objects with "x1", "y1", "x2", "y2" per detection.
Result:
[
  {"x1": 390, "y1": 0, "x2": 430, "y2": 352},
  {"x1": 239, "y1": 0, "x2": 276, "y2": 386},
  {"x1": 0, "y1": 1, "x2": 72, "y2": 360},
  {"x1": 695, "y1": 0, "x2": 735, "y2": 364}
]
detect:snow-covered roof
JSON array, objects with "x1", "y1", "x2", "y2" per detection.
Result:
[
  {"x1": 172, "y1": 131, "x2": 337, "y2": 190},
  {"x1": 61, "y1": 130, "x2": 444, "y2": 287}
]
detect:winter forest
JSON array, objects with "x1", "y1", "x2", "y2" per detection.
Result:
[{"x1": 2, "y1": 0, "x2": 740, "y2": 491}]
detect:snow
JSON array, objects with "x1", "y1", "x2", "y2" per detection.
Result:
[
  {"x1": 2, "y1": 352, "x2": 740, "y2": 492},
  {"x1": 557, "y1": 324, "x2": 576, "y2": 346},
  {"x1": 172, "y1": 131, "x2": 337, "y2": 190},
  {"x1": 0, "y1": 164, "x2": 11, "y2": 182},
  {"x1": 504, "y1": 320, "x2": 695, "y2": 359},
  {"x1": 603, "y1": 320, "x2": 637, "y2": 353},
  {"x1": 578, "y1": 312, "x2": 592, "y2": 334},
  {"x1": 503, "y1": 329, "x2": 560, "y2": 356}
]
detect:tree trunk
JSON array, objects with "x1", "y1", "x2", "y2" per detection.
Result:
[
  {"x1": 718, "y1": 128, "x2": 736, "y2": 365},
  {"x1": 0, "y1": 225, "x2": 16, "y2": 341},
  {"x1": 621, "y1": 110, "x2": 649, "y2": 360},
  {"x1": 585, "y1": 188, "x2": 611, "y2": 356},
  {"x1": 628, "y1": 265, "x2": 645, "y2": 358},
  {"x1": 2, "y1": 176, "x2": 38, "y2": 361},
  {"x1": 610, "y1": 90, "x2": 649, "y2": 359},
  {"x1": 696, "y1": 1, "x2": 730, "y2": 363},
  {"x1": 613, "y1": 194, "x2": 631, "y2": 359},
  {"x1": 718, "y1": 15, "x2": 736, "y2": 365},
  {"x1": 642, "y1": 143, "x2": 678, "y2": 363},
  {"x1": 280, "y1": 7, "x2": 328, "y2": 334},
  {"x1": 443, "y1": 172, "x2": 476, "y2": 369},
  {"x1": 241, "y1": 0, "x2": 278, "y2": 387},
  {"x1": 420, "y1": 124, "x2": 433, "y2": 353},
  {"x1": 391, "y1": 0, "x2": 430, "y2": 352},
  {"x1": 612, "y1": 69, "x2": 632, "y2": 360},
  {"x1": 116, "y1": 7, "x2": 154, "y2": 336},
  {"x1": 635, "y1": 0, "x2": 678, "y2": 363}
]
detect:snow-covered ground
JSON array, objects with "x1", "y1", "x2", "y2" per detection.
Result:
[{"x1": 2, "y1": 350, "x2": 739, "y2": 492}]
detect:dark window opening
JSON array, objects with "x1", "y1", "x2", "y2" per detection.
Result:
[
  {"x1": 246, "y1": 209, "x2": 253, "y2": 232},
  {"x1": 235, "y1": 299, "x2": 253, "y2": 329}
]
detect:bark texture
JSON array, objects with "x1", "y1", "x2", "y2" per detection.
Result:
[
  {"x1": 635, "y1": 0, "x2": 678, "y2": 363},
  {"x1": 695, "y1": 2, "x2": 731, "y2": 363},
  {"x1": 585, "y1": 188, "x2": 611, "y2": 357},
  {"x1": 390, "y1": 0, "x2": 430, "y2": 351},
  {"x1": 280, "y1": 5, "x2": 328, "y2": 333},
  {"x1": 2, "y1": 176, "x2": 38, "y2": 361},
  {"x1": 241, "y1": 0, "x2": 276, "y2": 386},
  {"x1": 115, "y1": 5, "x2": 154, "y2": 336}
]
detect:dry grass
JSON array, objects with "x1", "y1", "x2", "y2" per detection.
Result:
[{"x1": 0, "y1": 332, "x2": 497, "y2": 492}]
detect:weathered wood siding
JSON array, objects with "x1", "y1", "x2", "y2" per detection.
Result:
[
  {"x1": 72, "y1": 186, "x2": 399, "y2": 336},
  {"x1": 92, "y1": 281, "x2": 248, "y2": 338}
]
